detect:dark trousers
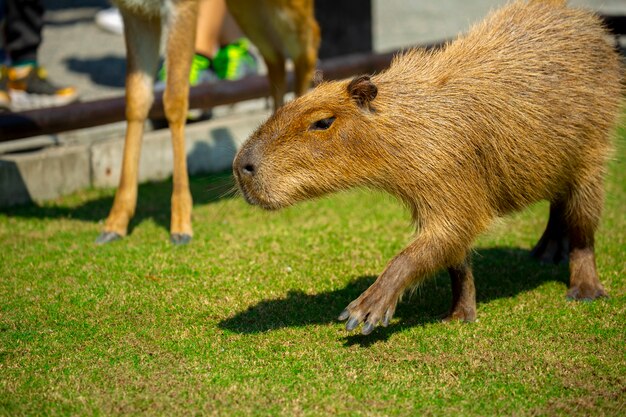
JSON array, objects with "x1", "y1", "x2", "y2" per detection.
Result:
[{"x1": 4, "y1": 0, "x2": 43, "y2": 64}]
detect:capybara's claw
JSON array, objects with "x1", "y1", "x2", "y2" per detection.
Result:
[
  {"x1": 382, "y1": 310, "x2": 392, "y2": 327},
  {"x1": 341, "y1": 285, "x2": 398, "y2": 334},
  {"x1": 95, "y1": 231, "x2": 122, "y2": 245},
  {"x1": 361, "y1": 322, "x2": 375, "y2": 335},
  {"x1": 170, "y1": 233, "x2": 192, "y2": 245},
  {"x1": 345, "y1": 317, "x2": 360, "y2": 332},
  {"x1": 340, "y1": 308, "x2": 375, "y2": 334}
]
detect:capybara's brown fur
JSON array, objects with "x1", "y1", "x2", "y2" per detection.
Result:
[
  {"x1": 233, "y1": 0, "x2": 623, "y2": 335},
  {"x1": 227, "y1": 0, "x2": 320, "y2": 110}
]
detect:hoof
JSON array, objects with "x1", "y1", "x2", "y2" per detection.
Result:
[
  {"x1": 170, "y1": 233, "x2": 192, "y2": 245},
  {"x1": 95, "y1": 231, "x2": 122, "y2": 245}
]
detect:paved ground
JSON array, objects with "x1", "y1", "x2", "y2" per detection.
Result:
[{"x1": 37, "y1": 0, "x2": 626, "y2": 104}]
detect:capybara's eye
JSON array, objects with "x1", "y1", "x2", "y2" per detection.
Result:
[{"x1": 309, "y1": 117, "x2": 336, "y2": 131}]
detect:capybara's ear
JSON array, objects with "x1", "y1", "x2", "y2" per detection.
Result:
[{"x1": 347, "y1": 75, "x2": 377, "y2": 109}]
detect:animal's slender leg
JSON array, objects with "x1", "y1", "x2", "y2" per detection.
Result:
[
  {"x1": 263, "y1": 54, "x2": 286, "y2": 111},
  {"x1": 292, "y1": 35, "x2": 318, "y2": 97},
  {"x1": 97, "y1": 11, "x2": 161, "y2": 244},
  {"x1": 163, "y1": 0, "x2": 199, "y2": 244}
]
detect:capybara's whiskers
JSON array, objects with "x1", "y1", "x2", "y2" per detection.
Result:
[{"x1": 218, "y1": 184, "x2": 241, "y2": 200}]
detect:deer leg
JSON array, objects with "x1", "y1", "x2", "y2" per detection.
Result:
[
  {"x1": 263, "y1": 54, "x2": 286, "y2": 111},
  {"x1": 97, "y1": 11, "x2": 161, "y2": 244},
  {"x1": 163, "y1": 0, "x2": 199, "y2": 244},
  {"x1": 294, "y1": 51, "x2": 317, "y2": 96}
]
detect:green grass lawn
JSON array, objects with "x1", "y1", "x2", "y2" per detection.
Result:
[{"x1": 1, "y1": 122, "x2": 624, "y2": 416}]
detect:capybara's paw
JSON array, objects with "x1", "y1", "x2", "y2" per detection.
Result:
[
  {"x1": 567, "y1": 283, "x2": 607, "y2": 301},
  {"x1": 338, "y1": 284, "x2": 398, "y2": 335},
  {"x1": 442, "y1": 306, "x2": 476, "y2": 323}
]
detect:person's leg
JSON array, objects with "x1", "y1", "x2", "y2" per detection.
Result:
[
  {"x1": 5, "y1": 0, "x2": 77, "y2": 109},
  {"x1": 5, "y1": 0, "x2": 42, "y2": 67},
  {"x1": 218, "y1": 11, "x2": 243, "y2": 46},
  {"x1": 212, "y1": 9, "x2": 257, "y2": 80},
  {"x1": 195, "y1": 0, "x2": 226, "y2": 58},
  {"x1": 0, "y1": 0, "x2": 10, "y2": 111},
  {"x1": 0, "y1": 66, "x2": 9, "y2": 111}
]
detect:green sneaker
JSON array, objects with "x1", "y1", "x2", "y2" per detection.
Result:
[
  {"x1": 155, "y1": 53, "x2": 216, "y2": 91},
  {"x1": 212, "y1": 38, "x2": 258, "y2": 81}
]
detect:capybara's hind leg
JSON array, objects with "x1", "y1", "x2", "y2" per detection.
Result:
[
  {"x1": 564, "y1": 178, "x2": 607, "y2": 300},
  {"x1": 531, "y1": 201, "x2": 569, "y2": 264},
  {"x1": 443, "y1": 258, "x2": 476, "y2": 322}
]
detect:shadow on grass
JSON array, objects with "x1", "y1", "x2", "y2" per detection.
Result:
[
  {"x1": 219, "y1": 247, "x2": 568, "y2": 344},
  {"x1": 0, "y1": 172, "x2": 237, "y2": 234}
]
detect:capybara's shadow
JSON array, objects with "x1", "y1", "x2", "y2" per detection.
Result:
[{"x1": 218, "y1": 247, "x2": 568, "y2": 342}]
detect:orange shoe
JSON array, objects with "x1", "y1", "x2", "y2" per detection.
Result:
[{"x1": 8, "y1": 65, "x2": 78, "y2": 110}]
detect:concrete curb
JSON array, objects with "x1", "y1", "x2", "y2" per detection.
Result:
[
  {"x1": 0, "y1": 144, "x2": 90, "y2": 207},
  {"x1": 0, "y1": 106, "x2": 270, "y2": 207}
]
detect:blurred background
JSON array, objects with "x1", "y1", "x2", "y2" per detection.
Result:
[
  {"x1": 39, "y1": 0, "x2": 626, "y2": 103},
  {"x1": 1, "y1": 0, "x2": 624, "y2": 207}
]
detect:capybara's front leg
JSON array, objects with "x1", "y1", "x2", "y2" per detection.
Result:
[
  {"x1": 338, "y1": 234, "x2": 467, "y2": 335},
  {"x1": 443, "y1": 258, "x2": 476, "y2": 322}
]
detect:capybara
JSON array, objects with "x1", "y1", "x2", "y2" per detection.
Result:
[
  {"x1": 227, "y1": 0, "x2": 320, "y2": 110},
  {"x1": 233, "y1": 0, "x2": 623, "y2": 335}
]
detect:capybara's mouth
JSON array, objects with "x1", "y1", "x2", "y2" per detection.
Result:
[{"x1": 237, "y1": 182, "x2": 282, "y2": 211}]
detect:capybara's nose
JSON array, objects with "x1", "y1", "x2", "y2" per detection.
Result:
[
  {"x1": 234, "y1": 148, "x2": 257, "y2": 178},
  {"x1": 241, "y1": 162, "x2": 255, "y2": 176}
]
